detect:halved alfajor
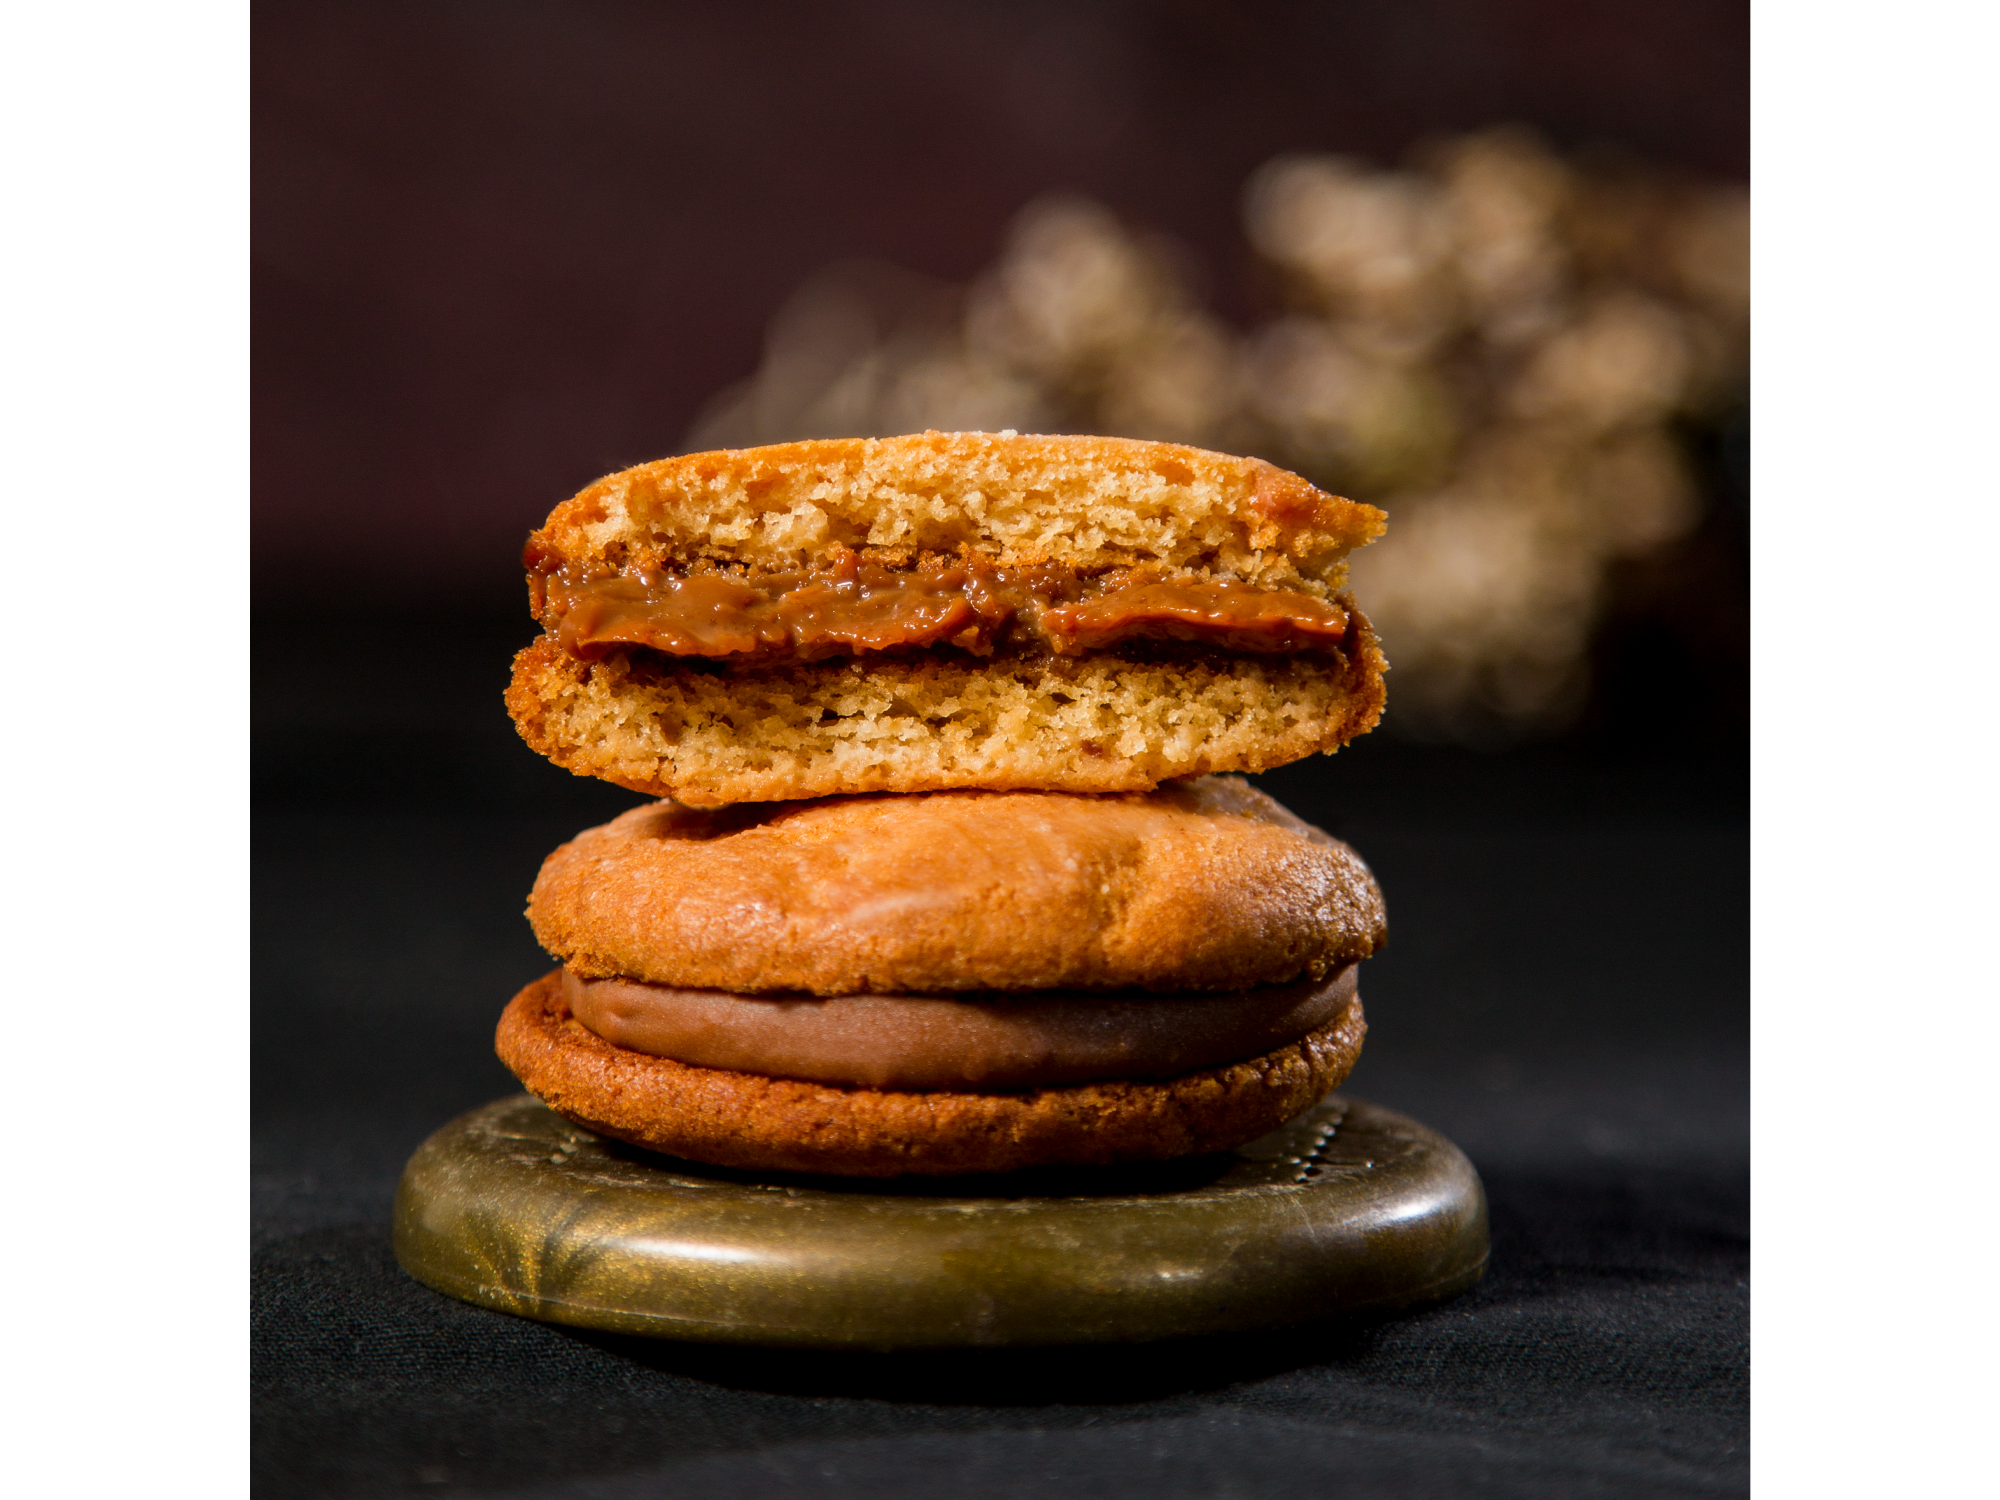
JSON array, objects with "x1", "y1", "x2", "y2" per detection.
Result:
[{"x1": 507, "y1": 432, "x2": 1388, "y2": 806}]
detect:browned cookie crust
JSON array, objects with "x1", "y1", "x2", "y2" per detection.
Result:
[
  {"x1": 495, "y1": 971, "x2": 1367, "y2": 1177},
  {"x1": 527, "y1": 777, "x2": 1388, "y2": 995}
]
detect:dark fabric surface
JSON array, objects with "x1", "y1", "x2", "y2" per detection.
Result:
[{"x1": 253, "y1": 739, "x2": 1746, "y2": 1497}]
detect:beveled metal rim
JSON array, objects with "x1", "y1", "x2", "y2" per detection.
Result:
[{"x1": 394, "y1": 1092, "x2": 1488, "y2": 1349}]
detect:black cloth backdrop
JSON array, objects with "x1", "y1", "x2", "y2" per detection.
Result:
[{"x1": 253, "y1": 619, "x2": 1746, "y2": 1497}]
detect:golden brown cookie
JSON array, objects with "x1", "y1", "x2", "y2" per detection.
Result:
[
  {"x1": 507, "y1": 432, "x2": 1388, "y2": 804},
  {"x1": 495, "y1": 971, "x2": 1367, "y2": 1177},
  {"x1": 527, "y1": 777, "x2": 1388, "y2": 995}
]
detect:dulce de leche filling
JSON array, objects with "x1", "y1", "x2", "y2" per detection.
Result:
[
  {"x1": 562, "y1": 964, "x2": 1358, "y2": 1091},
  {"x1": 534, "y1": 549, "x2": 1350, "y2": 665}
]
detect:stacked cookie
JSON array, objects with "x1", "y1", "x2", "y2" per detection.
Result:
[{"x1": 497, "y1": 432, "x2": 1391, "y2": 1176}]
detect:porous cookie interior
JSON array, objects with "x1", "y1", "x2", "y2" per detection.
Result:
[
  {"x1": 528, "y1": 432, "x2": 1385, "y2": 587},
  {"x1": 507, "y1": 607, "x2": 1386, "y2": 804}
]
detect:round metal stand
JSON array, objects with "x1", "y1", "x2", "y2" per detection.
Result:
[{"x1": 394, "y1": 1092, "x2": 1487, "y2": 1349}]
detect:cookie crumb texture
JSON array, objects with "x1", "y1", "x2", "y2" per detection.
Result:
[
  {"x1": 495, "y1": 972, "x2": 1366, "y2": 1177},
  {"x1": 506, "y1": 608, "x2": 1386, "y2": 804}
]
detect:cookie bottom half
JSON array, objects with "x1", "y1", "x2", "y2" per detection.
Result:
[
  {"x1": 504, "y1": 609, "x2": 1386, "y2": 806},
  {"x1": 495, "y1": 971, "x2": 1365, "y2": 1177}
]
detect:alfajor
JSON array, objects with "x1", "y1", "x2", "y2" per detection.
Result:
[
  {"x1": 506, "y1": 432, "x2": 1387, "y2": 806},
  {"x1": 496, "y1": 777, "x2": 1385, "y2": 1176}
]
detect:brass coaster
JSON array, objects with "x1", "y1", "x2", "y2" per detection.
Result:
[{"x1": 394, "y1": 1092, "x2": 1487, "y2": 1349}]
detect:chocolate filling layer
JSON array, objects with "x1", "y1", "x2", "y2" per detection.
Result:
[
  {"x1": 535, "y1": 550, "x2": 1349, "y2": 665},
  {"x1": 563, "y1": 965, "x2": 1358, "y2": 1091}
]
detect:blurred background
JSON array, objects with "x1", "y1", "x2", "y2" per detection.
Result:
[
  {"x1": 256, "y1": 9, "x2": 1745, "y2": 1484},
  {"x1": 258, "y1": 0, "x2": 1744, "y2": 775}
]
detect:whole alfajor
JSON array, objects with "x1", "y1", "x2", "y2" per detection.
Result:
[{"x1": 497, "y1": 777, "x2": 1385, "y2": 1176}]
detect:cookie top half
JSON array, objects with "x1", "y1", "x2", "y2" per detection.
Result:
[
  {"x1": 525, "y1": 431, "x2": 1384, "y2": 594},
  {"x1": 526, "y1": 776, "x2": 1386, "y2": 995}
]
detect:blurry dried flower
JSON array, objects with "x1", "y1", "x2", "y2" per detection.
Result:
[
  {"x1": 1347, "y1": 421, "x2": 1700, "y2": 739},
  {"x1": 1670, "y1": 188, "x2": 1752, "y2": 323},
  {"x1": 679, "y1": 127, "x2": 1747, "y2": 743},
  {"x1": 1507, "y1": 293, "x2": 1692, "y2": 430},
  {"x1": 1349, "y1": 484, "x2": 1598, "y2": 733},
  {"x1": 1094, "y1": 314, "x2": 1245, "y2": 448},
  {"x1": 684, "y1": 262, "x2": 1048, "y2": 450},
  {"x1": 1433, "y1": 127, "x2": 1572, "y2": 347},
  {"x1": 964, "y1": 196, "x2": 1245, "y2": 446},
  {"x1": 1244, "y1": 156, "x2": 1457, "y2": 344},
  {"x1": 1244, "y1": 318, "x2": 1457, "y2": 493},
  {"x1": 966, "y1": 198, "x2": 1171, "y2": 376}
]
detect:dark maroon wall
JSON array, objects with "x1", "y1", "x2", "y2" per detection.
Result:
[{"x1": 254, "y1": 0, "x2": 1746, "y2": 605}]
